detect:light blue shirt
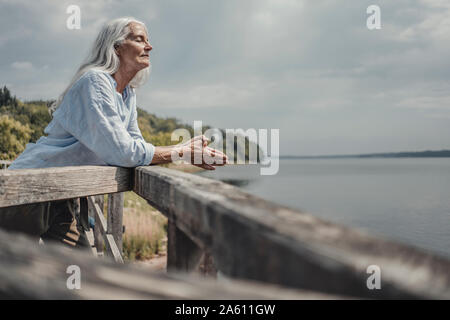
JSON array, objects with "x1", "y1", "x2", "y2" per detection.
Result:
[{"x1": 9, "y1": 69, "x2": 155, "y2": 169}]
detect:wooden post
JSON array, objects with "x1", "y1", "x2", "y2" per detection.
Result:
[
  {"x1": 167, "y1": 219, "x2": 217, "y2": 277},
  {"x1": 107, "y1": 193, "x2": 124, "y2": 253},
  {"x1": 198, "y1": 251, "x2": 217, "y2": 277},
  {"x1": 88, "y1": 196, "x2": 123, "y2": 263},
  {"x1": 79, "y1": 197, "x2": 90, "y2": 231},
  {"x1": 90, "y1": 195, "x2": 105, "y2": 255}
]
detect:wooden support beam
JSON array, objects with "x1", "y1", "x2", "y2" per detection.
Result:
[
  {"x1": 167, "y1": 220, "x2": 217, "y2": 277},
  {"x1": 88, "y1": 196, "x2": 123, "y2": 264},
  {"x1": 90, "y1": 195, "x2": 105, "y2": 255},
  {"x1": 167, "y1": 220, "x2": 204, "y2": 273},
  {"x1": 107, "y1": 193, "x2": 124, "y2": 253},
  {"x1": 85, "y1": 229, "x2": 98, "y2": 256}
]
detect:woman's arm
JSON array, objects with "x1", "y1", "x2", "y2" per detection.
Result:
[{"x1": 151, "y1": 146, "x2": 177, "y2": 164}]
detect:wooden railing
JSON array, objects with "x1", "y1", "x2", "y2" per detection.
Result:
[
  {"x1": 0, "y1": 166, "x2": 129, "y2": 264},
  {"x1": 1, "y1": 165, "x2": 449, "y2": 299}
]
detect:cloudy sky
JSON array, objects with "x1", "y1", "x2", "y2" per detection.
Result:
[{"x1": 1, "y1": 0, "x2": 449, "y2": 155}]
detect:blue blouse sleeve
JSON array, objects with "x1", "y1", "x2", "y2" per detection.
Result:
[
  {"x1": 128, "y1": 102, "x2": 146, "y2": 141},
  {"x1": 53, "y1": 70, "x2": 155, "y2": 167}
]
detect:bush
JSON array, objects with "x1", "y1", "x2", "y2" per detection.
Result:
[{"x1": 0, "y1": 115, "x2": 32, "y2": 160}]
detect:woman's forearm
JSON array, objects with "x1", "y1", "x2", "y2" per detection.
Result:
[{"x1": 150, "y1": 146, "x2": 182, "y2": 165}]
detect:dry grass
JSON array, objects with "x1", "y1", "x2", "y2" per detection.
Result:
[
  {"x1": 121, "y1": 165, "x2": 203, "y2": 262},
  {"x1": 122, "y1": 191, "x2": 167, "y2": 261}
]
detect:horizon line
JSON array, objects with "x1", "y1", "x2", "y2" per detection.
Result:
[{"x1": 279, "y1": 149, "x2": 450, "y2": 159}]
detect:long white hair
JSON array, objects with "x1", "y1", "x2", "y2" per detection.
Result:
[{"x1": 50, "y1": 17, "x2": 150, "y2": 113}]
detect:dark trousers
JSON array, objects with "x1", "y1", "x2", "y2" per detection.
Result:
[{"x1": 0, "y1": 199, "x2": 90, "y2": 249}]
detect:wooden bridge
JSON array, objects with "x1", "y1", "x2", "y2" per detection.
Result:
[{"x1": 0, "y1": 163, "x2": 449, "y2": 299}]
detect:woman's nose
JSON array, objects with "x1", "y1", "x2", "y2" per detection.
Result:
[{"x1": 145, "y1": 42, "x2": 152, "y2": 51}]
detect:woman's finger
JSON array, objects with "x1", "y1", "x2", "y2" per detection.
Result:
[
  {"x1": 196, "y1": 163, "x2": 215, "y2": 170},
  {"x1": 211, "y1": 161, "x2": 226, "y2": 166},
  {"x1": 204, "y1": 147, "x2": 228, "y2": 159}
]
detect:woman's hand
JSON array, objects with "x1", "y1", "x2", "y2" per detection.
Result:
[
  {"x1": 151, "y1": 135, "x2": 228, "y2": 170},
  {"x1": 176, "y1": 135, "x2": 228, "y2": 170}
]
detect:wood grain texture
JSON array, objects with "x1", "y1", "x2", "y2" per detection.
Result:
[
  {"x1": 134, "y1": 166, "x2": 450, "y2": 299},
  {"x1": 91, "y1": 195, "x2": 105, "y2": 255},
  {"x1": 167, "y1": 220, "x2": 205, "y2": 274},
  {"x1": 0, "y1": 166, "x2": 132, "y2": 208},
  {"x1": 105, "y1": 234, "x2": 124, "y2": 264},
  {"x1": 0, "y1": 227, "x2": 337, "y2": 299},
  {"x1": 88, "y1": 196, "x2": 123, "y2": 264},
  {"x1": 88, "y1": 197, "x2": 107, "y2": 234},
  {"x1": 85, "y1": 229, "x2": 97, "y2": 256},
  {"x1": 107, "y1": 193, "x2": 124, "y2": 253}
]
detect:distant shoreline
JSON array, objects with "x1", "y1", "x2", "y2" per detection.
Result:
[{"x1": 280, "y1": 149, "x2": 450, "y2": 159}]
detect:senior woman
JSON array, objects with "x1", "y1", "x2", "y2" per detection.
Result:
[{"x1": 0, "y1": 17, "x2": 227, "y2": 249}]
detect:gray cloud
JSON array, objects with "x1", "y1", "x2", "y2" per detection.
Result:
[{"x1": 1, "y1": 0, "x2": 449, "y2": 155}]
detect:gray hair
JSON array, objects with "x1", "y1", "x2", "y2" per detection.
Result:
[{"x1": 50, "y1": 17, "x2": 150, "y2": 114}]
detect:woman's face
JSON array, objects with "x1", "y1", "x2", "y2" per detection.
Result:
[{"x1": 116, "y1": 22, "x2": 152, "y2": 72}]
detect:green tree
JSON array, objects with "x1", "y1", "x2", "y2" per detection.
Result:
[
  {"x1": 0, "y1": 86, "x2": 18, "y2": 107},
  {"x1": 0, "y1": 115, "x2": 32, "y2": 160}
]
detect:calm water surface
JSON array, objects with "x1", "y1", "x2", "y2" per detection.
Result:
[{"x1": 197, "y1": 158, "x2": 450, "y2": 259}]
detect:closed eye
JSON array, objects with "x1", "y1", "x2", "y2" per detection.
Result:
[{"x1": 135, "y1": 36, "x2": 149, "y2": 43}]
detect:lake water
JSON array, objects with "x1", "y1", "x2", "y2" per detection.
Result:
[{"x1": 197, "y1": 158, "x2": 450, "y2": 259}]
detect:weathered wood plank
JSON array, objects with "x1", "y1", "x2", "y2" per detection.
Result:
[
  {"x1": 91, "y1": 195, "x2": 105, "y2": 255},
  {"x1": 0, "y1": 227, "x2": 341, "y2": 299},
  {"x1": 0, "y1": 166, "x2": 132, "y2": 208},
  {"x1": 107, "y1": 193, "x2": 124, "y2": 253},
  {"x1": 105, "y1": 234, "x2": 124, "y2": 264},
  {"x1": 134, "y1": 166, "x2": 450, "y2": 299},
  {"x1": 167, "y1": 220, "x2": 206, "y2": 274},
  {"x1": 79, "y1": 197, "x2": 90, "y2": 235},
  {"x1": 88, "y1": 197, "x2": 107, "y2": 234},
  {"x1": 88, "y1": 196, "x2": 123, "y2": 264},
  {"x1": 85, "y1": 229, "x2": 97, "y2": 256},
  {"x1": 197, "y1": 251, "x2": 217, "y2": 277}
]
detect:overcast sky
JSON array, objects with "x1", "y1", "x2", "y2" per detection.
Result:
[{"x1": 1, "y1": 0, "x2": 449, "y2": 155}]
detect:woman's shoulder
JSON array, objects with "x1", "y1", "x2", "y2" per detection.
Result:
[
  {"x1": 78, "y1": 69, "x2": 114, "y2": 87},
  {"x1": 68, "y1": 69, "x2": 115, "y2": 97}
]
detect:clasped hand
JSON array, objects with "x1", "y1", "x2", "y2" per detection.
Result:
[{"x1": 174, "y1": 135, "x2": 228, "y2": 170}]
